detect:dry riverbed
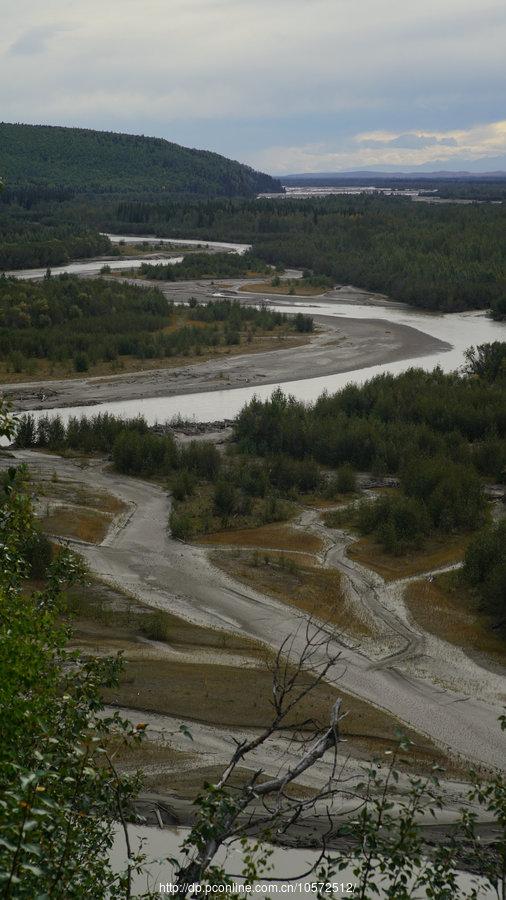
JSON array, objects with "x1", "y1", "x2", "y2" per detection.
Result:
[{"x1": 3, "y1": 448, "x2": 505, "y2": 830}]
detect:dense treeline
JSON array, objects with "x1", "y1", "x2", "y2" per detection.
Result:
[
  {"x1": 0, "y1": 276, "x2": 302, "y2": 375},
  {"x1": 15, "y1": 414, "x2": 296, "y2": 540},
  {"x1": 82, "y1": 194, "x2": 506, "y2": 312},
  {"x1": 234, "y1": 349, "x2": 506, "y2": 551},
  {"x1": 463, "y1": 519, "x2": 506, "y2": 632},
  {"x1": 0, "y1": 122, "x2": 282, "y2": 197},
  {"x1": 0, "y1": 219, "x2": 111, "y2": 270},
  {"x1": 3, "y1": 185, "x2": 506, "y2": 310},
  {"x1": 15, "y1": 344, "x2": 506, "y2": 550},
  {"x1": 491, "y1": 296, "x2": 506, "y2": 320},
  {"x1": 235, "y1": 363, "x2": 506, "y2": 475},
  {"x1": 355, "y1": 458, "x2": 485, "y2": 554},
  {"x1": 422, "y1": 181, "x2": 506, "y2": 201},
  {"x1": 139, "y1": 251, "x2": 270, "y2": 280}
]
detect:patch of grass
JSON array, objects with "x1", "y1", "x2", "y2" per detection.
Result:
[
  {"x1": 198, "y1": 522, "x2": 323, "y2": 555},
  {"x1": 103, "y1": 650, "x2": 454, "y2": 774},
  {"x1": 304, "y1": 494, "x2": 359, "y2": 510},
  {"x1": 104, "y1": 657, "x2": 336, "y2": 728},
  {"x1": 106, "y1": 736, "x2": 195, "y2": 770},
  {"x1": 35, "y1": 478, "x2": 126, "y2": 515},
  {"x1": 322, "y1": 507, "x2": 356, "y2": 529},
  {"x1": 40, "y1": 505, "x2": 113, "y2": 543},
  {"x1": 67, "y1": 578, "x2": 263, "y2": 655},
  {"x1": 239, "y1": 281, "x2": 325, "y2": 296},
  {"x1": 347, "y1": 533, "x2": 472, "y2": 581},
  {"x1": 212, "y1": 549, "x2": 372, "y2": 639},
  {"x1": 146, "y1": 763, "x2": 315, "y2": 801},
  {"x1": 69, "y1": 576, "x2": 453, "y2": 774},
  {"x1": 404, "y1": 573, "x2": 506, "y2": 666},
  {"x1": 172, "y1": 487, "x2": 296, "y2": 541}
]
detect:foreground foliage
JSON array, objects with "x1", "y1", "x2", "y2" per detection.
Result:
[{"x1": 0, "y1": 405, "x2": 143, "y2": 896}]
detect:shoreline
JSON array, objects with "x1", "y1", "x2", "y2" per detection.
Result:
[{"x1": 1, "y1": 313, "x2": 450, "y2": 413}]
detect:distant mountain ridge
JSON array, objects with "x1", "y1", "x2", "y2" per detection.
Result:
[
  {"x1": 284, "y1": 168, "x2": 506, "y2": 180},
  {"x1": 0, "y1": 122, "x2": 283, "y2": 197}
]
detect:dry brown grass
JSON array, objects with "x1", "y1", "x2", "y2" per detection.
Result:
[
  {"x1": 68, "y1": 580, "x2": 265, "y2": 659},
  {"x1": 68, "y1": 579, "x2": 264, "y2": 656},
  {"x1": 405, "y1": 574, "x2": 506, "y2": 666},
  {"x1": 198, "y1": 522, "x2": 324, "y2": 555},
  {"x1": 239, "y1": 281, "x2": 325, "y2": 297},
  {"x1": 36, "y1": 479, "x2": 126, "y2": 515},
  {"x1": 107, "y1": 736, "x2": 195, "y2": 770},
  {"x1": 145, "y1": 763, "x2": 316, "y2": 800},
  {"x1": 213, "y1": 550, "x2": 372, "y2": 639},
  {"x1": 70, "y1": 577, "x2": 454, "y2": 774},
  {"x1": 303, "y1": 494, "x2": 358, "y2": 510},
  {"x1": 104, "y1": 657, "x2": 334, "y2": 728},
  {"x1": 139, "y1": 765, "x2": 315, "y2": 800},
  {"x1": 102, "y1": 650, "x2": 454, "y2": 774},
  {"x1": 347, "y1": 533, "x2": 471, "y2": 581},
  {"x1": 40, "y1": 505, "x2": 113, "y2": 543}
]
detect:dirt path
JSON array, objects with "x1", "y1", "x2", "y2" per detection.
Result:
[
  {"x1": 11, "y1": 450, "x2": 506, "y2": 771},
  {"x1": 302, "y1": 506, "x2": 506, "y2": 702}
]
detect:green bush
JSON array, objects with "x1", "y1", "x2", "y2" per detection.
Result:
[
  {"x1": 463, "y1": 519, "x2": 506, "y2": 630},
  {"x1": 73, "y1": 352, "x2": 89, "y2": 372},
  {"x1": 326, "y1": 464, "x2": 357, "y2": 496},
  {"x1": 169, "y1": 509, "x2": 195, "y2": 541},
  {"x1": 171, "y1": 469, "x2": 195, "y2": 501},
  {"x1": 24, "y1": 530, "x2": 53, "y2": 579}
]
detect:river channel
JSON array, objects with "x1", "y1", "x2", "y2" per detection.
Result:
[{"x1": 8, "y1": 234, "x2": 505, "y2": 424}]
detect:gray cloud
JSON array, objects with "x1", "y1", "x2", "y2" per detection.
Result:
[
  {"x1": 0, "y1": 1, "x2": 505, "y2": 170},
  {"x1": 362, "y1": 134, "x2": 459, "y2": 149},
  {"x1": 8, "y1": 24, "x2": 69, "y2": 56}
]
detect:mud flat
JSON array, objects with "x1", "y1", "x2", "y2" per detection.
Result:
[{"x1": 1, "y1": 314, "x2": 448, "y2": 413}]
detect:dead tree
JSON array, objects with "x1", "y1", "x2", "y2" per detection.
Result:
[{"x1": 174, "y1": 620, "x2": 349, "y2": 891}]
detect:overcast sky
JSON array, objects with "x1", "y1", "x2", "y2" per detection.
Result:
[{"x1": 2, "y1": 0, "x2": 506, "y2": 174}]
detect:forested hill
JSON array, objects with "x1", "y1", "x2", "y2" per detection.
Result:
[{"x1": 0, "y1": 122, "x2": 282, "y2": 197}]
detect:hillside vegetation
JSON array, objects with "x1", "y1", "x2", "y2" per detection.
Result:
[
  {"x1": 99, "y1": 195, "x2": 506, "y2": 311},
  {"x1": 0, "y1": 275, "x2": 306, "y2": 378},
  {"x1": 0, "y1": 221, "x2": 110, "y2": 270},
  {"x1": 0, "y1": 122, "x2": 282, "y2": 197}
]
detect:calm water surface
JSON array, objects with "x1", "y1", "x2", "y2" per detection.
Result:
[
  {"x1": 111, "y1": 824, "x2": 493, "y2": 897},
  {"x1": 24, "y1": 300, "x2": 505, "y2": 425}
]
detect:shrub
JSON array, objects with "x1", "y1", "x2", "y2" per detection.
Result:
[
  {"x1": 326, "y1": 464, "x2": 357, "y2": 496},
  {"x1": 171, "y1": 469, "x2": 195, "y2": 501},
  {"x1": 213, "y1": 481, "x2": 236, "y2": 517},
  {"x1": 169, "y1": 509, "x2": 195, "y2": 541},
  {"x1": 24, "y1": 530, "x2": 53, "y2": 579},
  {"x1": 73, "y1": 352, "x2": 89, "y2": 372}
]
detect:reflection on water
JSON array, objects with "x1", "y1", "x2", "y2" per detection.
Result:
[
  {"x1": 105, "y1": 234, "x2": 252, "y2": 255},
  {"x1": 23, "y1": 299, "x2": 505, "y2": 426},
  {"x1": 6, "y1": 256, "x2": 185, "y2": 281},
  {"x1": 6, "y1": 233, "x2": 250, "y2": 281},
  {"x1": 111, "y1": 824, "x2": 493, "y2": 897}
]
